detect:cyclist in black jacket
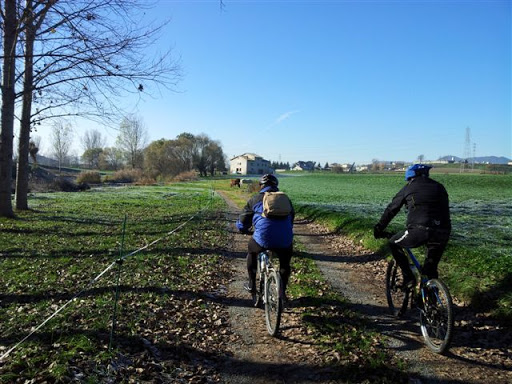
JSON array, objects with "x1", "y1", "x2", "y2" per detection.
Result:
[{"x1": 374, "y1": 164, "x2": 451, "y2": 287}]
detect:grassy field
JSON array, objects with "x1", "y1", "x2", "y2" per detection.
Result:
[
  {"x1": 0, "y1": 184, "x2": 232, "y2": 381},
  {"x1": 0, "y1": 182, "x2": 406, "y2": 382},
  {"x1": 270, "y1": 172, "x2": 512, "y2": 320}
]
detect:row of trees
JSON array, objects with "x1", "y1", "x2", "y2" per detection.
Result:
[
  {"x1": 37, "y1": 115, "x2": 226, "y2": 180},
  {"x1": 0, "y1": 0, "x2": 181, "y2": 217},
  {"x1": 270, "y1": 161, "x2": 291, "y2": 170}
]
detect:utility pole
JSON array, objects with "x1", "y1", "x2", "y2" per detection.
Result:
[{"x1": 460, "y1": 126, "x2": 471, "y2": 173}]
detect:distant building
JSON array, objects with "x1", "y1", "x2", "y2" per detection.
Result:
[
  {"x1": 229, "y1": 153, "x2": 273, "y2": 175},
  {"x1": 292, "y1": 161, "x2": 315, "y2": 171}
]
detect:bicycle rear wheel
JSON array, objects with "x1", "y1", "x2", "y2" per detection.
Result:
[
  {"x1": 420, "y1": 278, "x2": 454, "y2": 354},
  {"x1": 385, "y1": 259, "x2": 410, "y2": 317},
  {"x1": 264, "y1": 269, "x2": 283, "y2": 336}
]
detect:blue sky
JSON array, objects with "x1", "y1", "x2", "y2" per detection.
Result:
[{"x1": 39, "y1": 0, "x2": 512, "y2": 165}]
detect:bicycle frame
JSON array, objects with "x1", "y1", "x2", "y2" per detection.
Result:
[{"x1": 404, "y1": 248, "x2": 420, "y2": 270}]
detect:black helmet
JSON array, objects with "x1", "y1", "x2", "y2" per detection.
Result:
[{"x1": 259, "y1": 174, "x2": 278, "y2": 187}]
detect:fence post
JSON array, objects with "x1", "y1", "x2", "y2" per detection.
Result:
[{"x1": 109, "y1": 214, "x2": 127, "y2": 352}]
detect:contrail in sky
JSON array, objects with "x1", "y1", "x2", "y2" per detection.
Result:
[
  {"x1": 266, "y1": 110, "x2": 299, "y2": 130},
  {"x1": 233, "y1": 110, "x2": 300, "y2": 158}
]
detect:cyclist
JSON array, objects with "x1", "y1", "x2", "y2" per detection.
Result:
[
  {"x1": 236, "y1": 174, "x2": 294, "y2": 298},
  {"x1": 374, "y1": 164, "x2": 451, "y2": 287}
]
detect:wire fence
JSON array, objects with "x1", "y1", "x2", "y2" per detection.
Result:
[{"x1": 0, "y1": 190, "x2": 217, "y2": 362}]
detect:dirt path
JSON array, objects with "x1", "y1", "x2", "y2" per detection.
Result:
[{"x1": 217, "y1": 192, "x2": 511, "y2": 383}]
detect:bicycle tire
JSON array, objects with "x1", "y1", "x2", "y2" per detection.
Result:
[
  {"x1": 264, "y1": 269, "x2": 282, "y2": 336},
  {"x1": 385, "y1": 259, "x2": 410, "y2": 317},
  {"x1": 420, "y1": 278, "x2": 454, "y2": 354}
]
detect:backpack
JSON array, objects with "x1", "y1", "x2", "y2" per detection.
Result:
[{"x1": 262, "y1": 192, "x2": 292, "y2": 218}]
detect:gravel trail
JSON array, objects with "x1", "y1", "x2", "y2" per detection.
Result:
[{"x1": 217, "y1": 192, "x2": 511, "y2": 384}]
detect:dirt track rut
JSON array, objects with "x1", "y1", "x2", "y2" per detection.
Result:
[{"x1": 217, "y1": 192, "x2": 511, "y2": 383}]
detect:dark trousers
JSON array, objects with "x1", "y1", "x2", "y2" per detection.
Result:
[
  {"x1": 247, "y1": 236, "x2": 293, "y2": 291},
  {"x1": 389, "y1": 228, "x2": 449, "y2": 279}
]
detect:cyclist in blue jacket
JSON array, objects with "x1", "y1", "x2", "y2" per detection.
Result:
[
  {"x1": 374, "y1": 164, "x2": 451, "y2": 287},
  {"x1": 236, "y1": 174, "x2": 294, "y2": 296}
]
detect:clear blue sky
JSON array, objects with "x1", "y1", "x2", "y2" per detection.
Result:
[{"x1": 40, "y1": 0, "x2": 512, "y2": 165}]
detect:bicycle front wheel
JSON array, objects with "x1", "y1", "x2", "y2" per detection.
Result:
[
  {"x1": 385, "y1": 259, "x2": 410, "y2": 317},
  {"x1": 420, "y1": 278, "x2": 454, "y2": 354},
  {"x1": 264, "y1": 269, "x2": 283, "y2": 336}
]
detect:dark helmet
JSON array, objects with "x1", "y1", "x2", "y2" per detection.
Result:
[
  {"x1": 405, "y1": 164, "x2": 432, "y2": 181},
  {"x1": 259, "y1": 174, "x2": 278, "y2": 187}
]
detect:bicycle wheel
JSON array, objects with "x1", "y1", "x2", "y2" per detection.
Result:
[
  {"x1": 420, "y1": 278, "x2": 454, "y2": 354},
  {"x1": 264, "y1": 269, "x2": 282, "y2": 336},
  {"x1": 385, "y1": 259, "x2": 410, "y2": 317}
]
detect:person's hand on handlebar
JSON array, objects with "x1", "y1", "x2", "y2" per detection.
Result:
[
  {"x1": 239, "y1": 228, "x2": 253, "y2": 235},
  {"x1": 374, "y1": 224, "x2": 393, "y2": 239},
  {"x1": 373, "y1": 223, "x2": 386, "y2": 239}
]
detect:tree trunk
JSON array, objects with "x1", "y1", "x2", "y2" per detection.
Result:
[
  {"x1": 0, "y1": 0, "x2": 18, "y2": 218},
  {"x1": 16, "y1": 10, "x2": 36, "y2": 211}
]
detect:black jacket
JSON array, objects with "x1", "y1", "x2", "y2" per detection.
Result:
[{"x1": 378, "y1": 175, "x2": 451, "y2": 231}]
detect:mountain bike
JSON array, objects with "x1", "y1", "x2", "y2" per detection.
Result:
[
  {"x1": 384, "y1": 234, "x2": 454, "y2": 354},
  {"x1": 251, "y1": 249, "x2": 283, "y2": 337}
]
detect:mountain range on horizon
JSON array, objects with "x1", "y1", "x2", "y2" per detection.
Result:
[{"x1": 438, "y1": 155, "x2": 511, "y2": 164}]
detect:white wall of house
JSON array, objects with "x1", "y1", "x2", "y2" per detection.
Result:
[{"x1": 230, "y1": 153, "x2": 273, "y2": 175}]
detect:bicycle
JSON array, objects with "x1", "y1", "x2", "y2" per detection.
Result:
[
  {"x1": 383, "y1": 233, "x2": 454, "y2": 354},
  {"x1": 251, "y1": 249, "x2": 284, "y2": 337}
]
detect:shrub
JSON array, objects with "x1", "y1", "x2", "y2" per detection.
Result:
[
  {"x1": 104, "y1": 169, "x2": 143, "y2": 183},
  {"x1": 76, "y1": 171, "x2": 101, "y2": 184},
  {"x1": 135, "y1": 176, "x2": 157, "y2": 185},
  {"x1": 173, "y1": 171, "x2": 199, "y2": 182},
  {"x1": 53, "y1": 177, "x2": 90, "y2": 192}
]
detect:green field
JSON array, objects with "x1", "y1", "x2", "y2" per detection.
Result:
[
  {"x1": 275, "y1": 172, "x2": 512, "y2": 319},
  {"x1": 0, "y1": 173, "x2": 510, "y2": 381},
  {"x1": 0, "y1": 184, "x2": 231, "y2": 381},
  {"x1": 0, "y1": 182, "x2": 406, "y2": 382}
]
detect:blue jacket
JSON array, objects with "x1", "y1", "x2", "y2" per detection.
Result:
[{"x1": 236, "y1": 185, "x2": 294, "y2": 249}]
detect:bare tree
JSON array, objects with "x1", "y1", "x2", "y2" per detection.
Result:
[
  {"x1": 82, "y1": 129, "x2": 105, "y2": 153},
  {"x1": 116, "y1": 115, "x2": 148, "y2": 169},
  {"x1": 2, "y1": 0, "x2": 181, "y2": 215},
  {"x1": 81, "y1": 129, "x2": 105, "y2": 168},
  {"x1": 50, "y1": 121, "x2": 73, "y2": 172},
  {"x1": 0, "y1": 0, "x2": 19, "y2": 217},
  {"x1": 15, "y1": 0, "x2": 55, "y2": 210},
  {"x1": 99, "y1": 147, "x2": 123, "y2": 171}
]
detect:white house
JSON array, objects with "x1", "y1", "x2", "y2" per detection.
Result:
[
  {"x1": 292, "y1": 161, "x2": 315, "y2": 171},
  {"x1": 229, "y1": 153, "x2": 273, "y2": 175}
]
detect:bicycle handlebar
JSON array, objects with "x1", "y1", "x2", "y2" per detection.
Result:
[
  {"x1": 382, "y1": 231, "x2": 394, "y2": 239},
  {"x1": 375, "y1": 230, "x2": 394, "y2": 239}
]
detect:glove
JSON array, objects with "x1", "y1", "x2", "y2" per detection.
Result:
[
  {"x1": 238, "y1": 227, "x2": 252, "y2": 235},
  {"x1": 373, "y1": 223, "x2": 385, "y2": 239}
]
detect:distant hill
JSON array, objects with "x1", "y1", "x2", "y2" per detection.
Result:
[{"x1": 438, "y1": 155, "x2": 511, "y2": 165}]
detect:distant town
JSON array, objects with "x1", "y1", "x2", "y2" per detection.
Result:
[{"x1": 229, "y1": 153, "x2": 512, "y2": 176}]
